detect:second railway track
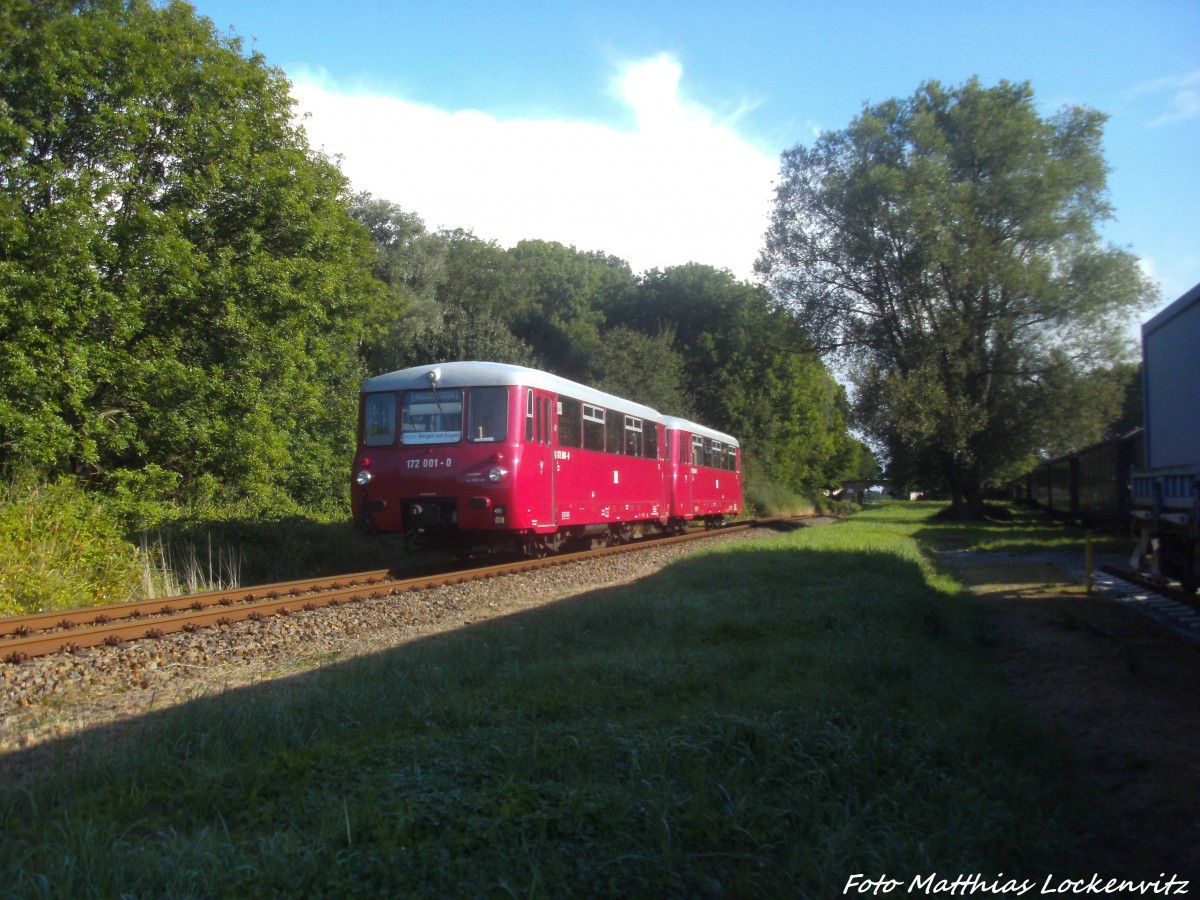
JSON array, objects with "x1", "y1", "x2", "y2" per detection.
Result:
[{"x1": 1097, "y1": 563, "x2": 1200, "y2": 641}]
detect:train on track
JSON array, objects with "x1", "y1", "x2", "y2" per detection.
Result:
[
  {"x1": 351, "y1": 362, "x2": 743, "y2": 556},
  {"x1": 1025, "y1": 429, "x2": 1143, "y2": 528},
  {"x1": 1025, "y1": 281, "x2": 1199, "y2": 593},
  {"x1": 1129, "y1": 282, "x2": 1200, "y2": 593}
]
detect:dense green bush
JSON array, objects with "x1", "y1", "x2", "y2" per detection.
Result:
[
  {"x1": 0, "y1": 468, "x2": 422, "y2": 614},
  {"x1": 741, "y1": 456, "x2": 819, "y2": 517},
  {"x1": 0, "y1": 475, "x2": 141, "y2": 615}
]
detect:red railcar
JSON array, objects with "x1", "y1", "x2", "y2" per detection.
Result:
[
  {"x1": 663, "y1": 417, "x2": 743, "y2": 530},
  {"x1": 352, "y1": 361, "x2": 734, "y2": 556}
]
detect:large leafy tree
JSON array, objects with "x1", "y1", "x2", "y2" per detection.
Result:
[
  {"x1": 757, "y1": 78, "x2": 1157, "y2": 515},
  {"x1": 0, "y1": 0, "x2": 382, "y2": 510}
]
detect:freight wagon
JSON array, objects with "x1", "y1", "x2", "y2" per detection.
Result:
[{"x1": 1130, "y1": 283, "x2": 1200, "y2": 592}]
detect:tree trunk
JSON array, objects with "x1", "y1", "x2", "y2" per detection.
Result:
[{"x1": 949, "y1": 483, "x2": 986, "y2": 520}]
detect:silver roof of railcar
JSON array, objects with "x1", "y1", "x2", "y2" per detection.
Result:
[
  {"x1": 661, "y1": 416, "x2": 740, "y2": 448},
  {"x1": 361, "y1": 361, "x2": 663, "y2": 422},
  {"x1": 1142, "y1": 280, "x2": 1200, "y2": 337}
]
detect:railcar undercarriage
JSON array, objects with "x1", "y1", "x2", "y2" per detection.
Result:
[
  {"x1": 1132, "y1": 527, "x2": 1199, "y2": 594},
  {"x1": 396, "y1": 502, "x2": 732, "y2": 559}
]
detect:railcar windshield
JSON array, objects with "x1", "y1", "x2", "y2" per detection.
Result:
[
  {"x1": 363, "y1": 393, "x2": 397, "y2": 447},
  {"x1": 401, "y1": 389, "x2": 463, "y2": 445},
  {"x1": 467, "y1": 386, "x2": 508, "y2": 442}
]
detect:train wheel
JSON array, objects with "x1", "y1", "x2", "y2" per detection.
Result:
[
  {"x1": 522, "y1": 533, "x2": 562, "y2": 558},
  {"x1": 1182, "y1": 553, "x2": 1199, "y2": 595},
  {"x1": 609, "y1": 524, "x2": 634, "y2": 545}
]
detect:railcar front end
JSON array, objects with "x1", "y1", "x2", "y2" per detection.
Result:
[{"x1": 352, "y1": 364, "x2": 532, "y2": 552}]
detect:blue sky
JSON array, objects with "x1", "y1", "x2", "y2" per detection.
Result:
[{"x1": 190, "y1": 0, "x2": 1199, "y2": 320}]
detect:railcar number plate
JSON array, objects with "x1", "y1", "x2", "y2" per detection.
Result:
[{"x1": 406, "y1": 457, "x2": 453, "y2": 469}]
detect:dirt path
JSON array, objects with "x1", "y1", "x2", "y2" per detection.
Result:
[{"x1": 959, "y1": 559, "x2": 1200, "y2": 879}]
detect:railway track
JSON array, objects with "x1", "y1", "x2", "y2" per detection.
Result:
[
  {"x1": 1, "y1": 519, "x2": 799, "y2": 664},
  {"x1": 1097, "y1": 564, "x2": 1200, "y2": 641}
]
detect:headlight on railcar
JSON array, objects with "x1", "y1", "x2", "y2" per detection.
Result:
[
  {"x1": 487, "y1": 466, "x2": 508, "y2": 483},
  {"x1": 355, "y1": 470, "x2": 372, "y2": 486}
]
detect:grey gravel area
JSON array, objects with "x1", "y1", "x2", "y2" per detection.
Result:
[
  {"x1": 938, "y1": 546, "x2": 1200, "y2": 643},
  {"x1": 0, "y1": 528, "x2": 785, "y2": 753}
]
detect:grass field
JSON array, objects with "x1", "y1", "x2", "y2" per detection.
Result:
[{"x1": 0, "y1": 504, "x2": 1108, "y2": 897}]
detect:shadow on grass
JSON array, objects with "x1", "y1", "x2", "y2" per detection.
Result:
[
  {"x1": 909, "y1": 502, "x2": 1130, "y2": 557},
  {"x1": 0, "y1": 533, "x2": 1103, "y2": 896}
]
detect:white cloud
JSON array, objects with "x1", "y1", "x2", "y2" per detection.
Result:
[
  {"x1": 1124, "y1": 70, "x2": 1200, "y2": 127},
  {"x1": 289, "y1": 55, "x2": 779, "y2": 279},
  {"x1": 1146, "y1": 88, "x2": 1200, "y2": 128}
]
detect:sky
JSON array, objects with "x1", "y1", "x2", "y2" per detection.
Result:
[{"x1": 189, "y1": 0, "x2": 1199, "y2": 322}]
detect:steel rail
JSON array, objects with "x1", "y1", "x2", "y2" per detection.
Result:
[
  {"x1": 1099, "y1": 564, "x2": 1200, "y2": 613},
  {"x1": 1, "y1": 518, "x2": 794, "y2": 663},
  {"x1": 0, "y1": 570, "x2": 397, "y2": 638}
]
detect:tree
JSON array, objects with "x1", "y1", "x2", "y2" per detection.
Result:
[
  {"x1": 611, "y1": 264, "x2": 855, "y2": 496},
  {"x1": 588, "y1": 325, "x2": 693, "y2": 415},
  {"x1": 757, "y1": 78, "x2": 1158, "y2": 516},
  {"x1": 0, "y1": 0, "x2": 382, "y2": 510},
  {"x1": 349, "y1": 194, "x2": 450, "y2": 373},
  {"x1": 501, "y1": 240, "x2": 633, "y2": 382}
]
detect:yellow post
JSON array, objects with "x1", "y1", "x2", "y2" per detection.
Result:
[{"x1": 1086, "y1": 529, "x2": 1094, "y2": 595}]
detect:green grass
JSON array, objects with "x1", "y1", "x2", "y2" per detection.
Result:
[{"x1": 0, "y1": 503, "x2": 1107, "y2": 897}]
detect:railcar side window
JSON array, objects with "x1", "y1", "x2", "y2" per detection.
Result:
[
  {"x1": 526, "y1": 390, "x2": 534, "y2": 442},
  {"x1": 605, "y1": 410, "x2": 622, "y2": 454},
  {"x1": 363, "y1": 393, "x2": 397, "y2": 447},
  {"x1": 625, "y1": 416, "x2": 643, "y2": 458},
  {"x1": 467, "y1": 386, "x2": 508, "y2": 442},
  {"x1": 583, "y1": 404, "x2": 605, "y2": 451},
  {"x1": 645, "y1": 423, "x2": 658, "y2": 459},
  {"x1": 692, "y1": 435, "x2": 704, "y2": 467},
  {"x1": 558, "y1": 397, "x2": 582, "y2": 448},
  {"x1": 401, "y1": 389, "x2": 463, "y2": 445}
]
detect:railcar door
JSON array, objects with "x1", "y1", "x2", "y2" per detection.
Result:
[
  {"x1": 679, "y1": 431, "x2": 694, "y2": 515},
  {"x1": 523, "y1": 388, "x2": 557, "y2": 530}
]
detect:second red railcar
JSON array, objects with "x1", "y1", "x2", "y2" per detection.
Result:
[{"x1": 663, "y1": 416, "x2": 743, "y2": 531}]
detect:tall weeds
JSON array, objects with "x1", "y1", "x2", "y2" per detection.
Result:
[{"x1": 137, "y1": 532, "x2": 244, "y2": 598}]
